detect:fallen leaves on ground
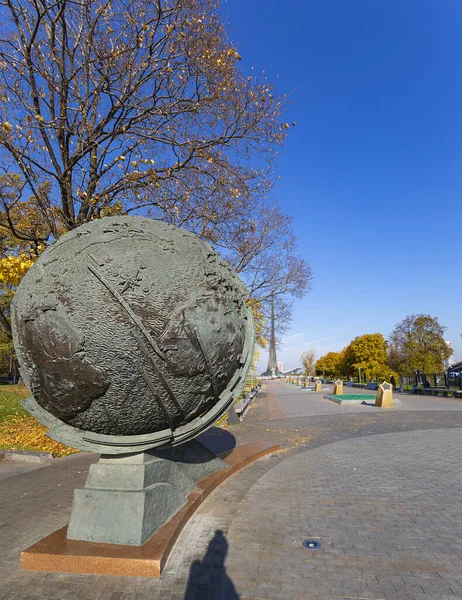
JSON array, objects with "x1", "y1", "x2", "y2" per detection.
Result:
[
  {"x1": 0, "y1": 413, "x2": 78, "y2": 457},
  {"x1": 263, "y1": 426, "x2": 313, "y2": 450}
]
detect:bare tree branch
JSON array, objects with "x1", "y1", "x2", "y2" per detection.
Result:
[{"x1": 0, "y1": 0, "x2": 311, "y2": 342}]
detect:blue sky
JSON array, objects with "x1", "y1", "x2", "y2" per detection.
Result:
[{"x1": 221, "y1": 0, "x2": 462, "y2": 372}]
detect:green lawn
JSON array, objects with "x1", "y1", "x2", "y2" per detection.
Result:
[
  {"x1": 0, "y1": 377, "x2": 262, "y2": 424},
  {"x1": 244, "y1": 376, "x2": 260, "y2": 393},
  {"x1": 0, "y1": 384, "x2": 29, "y2": 424},
  {"x1": 0, "y1": 377, "x2": 263, "y2": 432},
  {"x1": 330, "y1": 394, "x2": 376, "y2": 401}
]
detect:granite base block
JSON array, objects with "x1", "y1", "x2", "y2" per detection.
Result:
[
  {"x1": 21, "y1": 441, "x2": 279, "y2": 577},
  {"x1": 67, "y1": 439, "x2": 227, "y2": 546}
]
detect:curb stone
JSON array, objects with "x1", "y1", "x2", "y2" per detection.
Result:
[{"x1": 0, "y1": 450, "x2": 54, "y2": 463}]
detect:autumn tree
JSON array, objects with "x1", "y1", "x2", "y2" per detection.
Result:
[
  {"x1": 315, "y1": 351, "x2": 344, "y2": 379},
  {"x1": 0, "y1": 0, "x2": 311, "y2": 339},
  {"x1": 0, "y1": 327, "x2": 14, "y2": 374},
  {"x1": 0, "y1": 215, "x2": 35, "y2": 337},
  {"x1": 389, "y1": 314, "x2": 453, "y2": 374},
  {"x1": 301, "y1": 348, "x2": 316, "y2": 377},
  {"x1": 224, "y1": 202, "x2": 312, "y2": 338},
  {"x1": 342, "y1": 333, "x2": 396, "y2": 381},
  {"x1": 387, "y1": 343, "x2": 403, "y2": 374}
]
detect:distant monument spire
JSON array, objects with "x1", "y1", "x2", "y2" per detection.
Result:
[{"x1": 261, "y1": 294, "x2": 284, "y2": 377}]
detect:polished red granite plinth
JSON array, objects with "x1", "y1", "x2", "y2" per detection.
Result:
[{"x1": 21, "y1": 441, "x2": 279, "y2": 577}]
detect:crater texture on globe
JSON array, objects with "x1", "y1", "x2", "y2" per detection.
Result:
[{"x1": 12, "y1": 217, "x2": 254, "y2": 446}]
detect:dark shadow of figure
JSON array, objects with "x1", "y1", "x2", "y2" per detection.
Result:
[{"x1": 183, "y1": 529, "x2": 239, "y2": 599}]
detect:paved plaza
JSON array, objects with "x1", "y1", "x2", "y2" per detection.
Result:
[{"x1": 1, "y1": 382, "x2": 462, "y2": 599}]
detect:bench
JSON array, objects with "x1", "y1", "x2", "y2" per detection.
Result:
[
  {"x1": 234, "y1": 386, "x2": 260, "y2": 418},
  {"x1": 0, "y1": 376, "x2": 19, "y2": 384},
  {"x1": 417, "y1": 387, "x2": 460, "y2": 398}
]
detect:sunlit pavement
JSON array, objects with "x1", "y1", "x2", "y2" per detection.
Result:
[{"x1": 1, "y1": 382, "x2": 461, "y2": 599}]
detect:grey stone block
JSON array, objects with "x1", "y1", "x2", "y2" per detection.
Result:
[
  {"x1": 67, "y1": 440, "x2": 227, "y2": 546},
  {"x1": 68, "y1": 484, "x2": 186, "y2": 546},
  {"x1": 0, "y1": 450, "x2": 53, "y2": 463}
]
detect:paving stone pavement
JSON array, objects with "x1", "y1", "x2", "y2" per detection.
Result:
[
  {"x1": 0, "y1": 461, "x2": 45, "y2": 482},
  {"x1": 221, "y1": 428, "x2": 462, "y2": 600},
  {"x1": 218, "y1": 382, "x2": 462, "y2": 455},
  {"x1": 1, "y1": 382, "x2": 462, "y2": 600}
]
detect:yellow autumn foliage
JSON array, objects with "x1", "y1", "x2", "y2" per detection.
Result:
[
  {"x1": 0, "y1": 413, "x2": 77, "y2": 457},
  {"x1": 0, "y1": 253, "x2": 35, "y2": 286},
  {"x1": 246, "y1": 297, "x2": 267, "y2": 349}
]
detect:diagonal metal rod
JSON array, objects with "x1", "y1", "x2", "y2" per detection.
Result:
[
  {"x1": 193, "y1": 327, "x2": 219, "y2": 401},
  {"x1": 132, "y1": 326, "x2": 185, "y2": 419},
  {"x1": 87, "y1": 261, "x2": 165, "y2": 362},
  {"x1": 87, "y1": 258, "x2": 184, "y2": 423},
  {"x1": 138, "y1": 362, "x2": 176, "y2": 431}
]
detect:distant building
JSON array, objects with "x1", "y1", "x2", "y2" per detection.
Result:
[
  {"x1": 277, "y1": 361, "x2": 284, "y2": 373},
  {"x1": 444, "y1": 341, "x2": 454, "y2": 370},
  {"x1": 447, "y1": 360, "x2": 462, "y2": 388},
  {"x1": 283, "y1": 367, "x2": 303, "y2": 376}
]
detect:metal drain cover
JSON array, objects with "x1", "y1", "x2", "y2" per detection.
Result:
[{"x1": 302, "y1": 539, "x2": 321, "y2": 549}]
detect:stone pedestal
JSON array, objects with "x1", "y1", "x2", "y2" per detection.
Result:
[
  {"x1": 375, "y1": 382, "x2": 393, "y2": 408},
  {"x1": 67, "y1": 440, "x2": 227, "y2": 546},
  {"x1": 227, "y1": 402, "x2": 240, "y2": 425},
  {"x1": 333, "y1": 380, "x2": 343, "y2": 395},
  {"x1": 315, "y1": 380, "x2": 322, "y2": 392},
  {"x1": 21, "y1": 441, "x2": 279, "y2": 577}
]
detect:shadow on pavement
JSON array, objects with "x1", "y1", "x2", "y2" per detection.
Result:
[
  {"x1": 197, "y1": 426, "x2": 237, "y2": 455},
  {"x1": 183, "y1": 529, "x2": 239, "y2": 599}
]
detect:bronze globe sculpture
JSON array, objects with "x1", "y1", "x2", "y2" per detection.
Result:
[{"x1": 12, "y1": 216, "x2": 254, "y2": 454}]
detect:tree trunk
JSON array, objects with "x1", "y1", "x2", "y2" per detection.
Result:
[{"x1": 0, "y1": 309, "x2": 12, "y2": 339}]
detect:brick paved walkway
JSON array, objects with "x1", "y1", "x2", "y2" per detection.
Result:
[
  {"x1": 217, "y1": 381, "x2": 462, "y2": 454},
  {"x1": 220, "y1": 428, "x2": 462, "y2": 600},
  {"x1": 1, "y1": 382, "x2": 462, "y2": 600}
]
